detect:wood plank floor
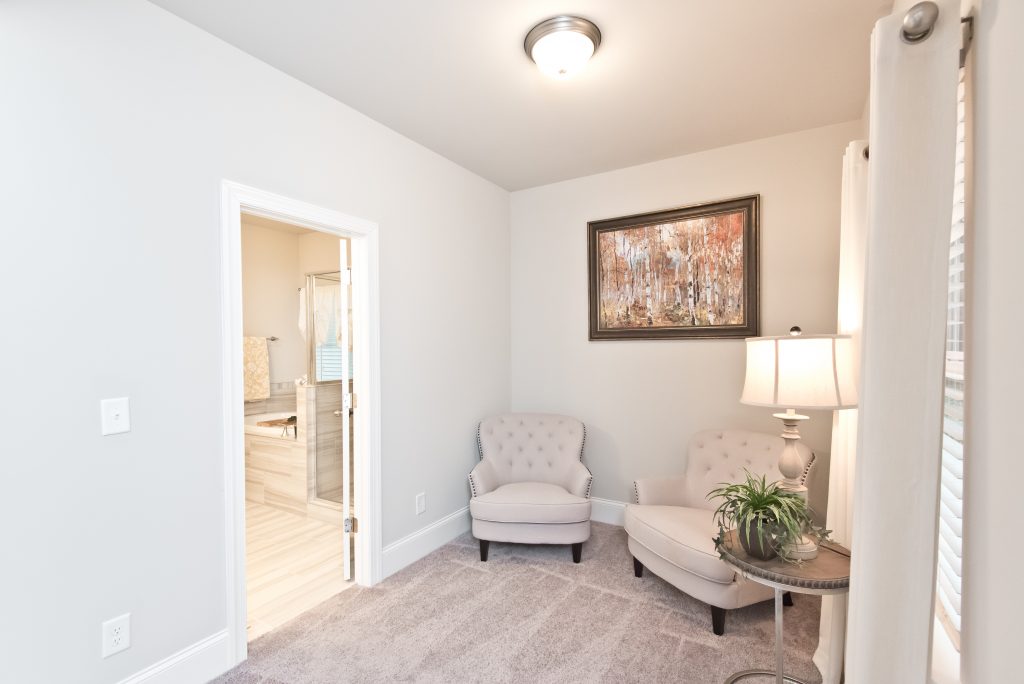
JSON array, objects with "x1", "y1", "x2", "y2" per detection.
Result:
[{"x1": 246, "y1": 501, "x2": 353, "y2": 641}]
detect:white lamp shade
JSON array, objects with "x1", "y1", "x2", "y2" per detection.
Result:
[{"x1": 741, "y1": 334, "x2": 858, "y2": 410}]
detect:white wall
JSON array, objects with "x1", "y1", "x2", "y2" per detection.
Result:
[
  {"x1": 510, "y1": 121, "x2": 861, "y2": 511},
  {"x1": 298, "y1": 230, "x2": 346, "y2": 278},
  {"x1": 240, "y1": 223, "x2": 305, "y2": 384},
  {"x1": 0, "y1": 1, "x2": 509, "y2": 682},
  {"x1": 240, "y1": 223, "x2": 344, "y2": 386},
  {"x1": 962, "y1": 0, "x2": 1022, "y2": 680}
]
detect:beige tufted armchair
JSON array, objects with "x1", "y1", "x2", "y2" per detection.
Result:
[
  {"x1": 468, "y1": 413, "x2": 592, "y2": 563},
  {"x1": 625, "y1": 429, "x2": 816, "y2": 635}
]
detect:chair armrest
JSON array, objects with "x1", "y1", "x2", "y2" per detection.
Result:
[
  {"x1": 564, "y1": 460, "x2": 593, "y2": 498},
  {"x1": 633, "y1": 477, "x2": 689, "y2": 506},
  {"x1": 468, "y1": 460, "x2": 499, "y2": 498}
]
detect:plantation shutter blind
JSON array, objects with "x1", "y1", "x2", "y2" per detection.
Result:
[
  {"x1": 936, "y1": 65, "x2": 967, "y2": 648},
  {"x1": 316, "y1": 313, "x2": 344, "y2": 382}
]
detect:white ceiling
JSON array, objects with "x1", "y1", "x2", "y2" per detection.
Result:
[{"x1": 150, "y1": 0, "x2": 892, "y2": 191}]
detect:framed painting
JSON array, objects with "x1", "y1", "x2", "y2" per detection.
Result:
[{"x1": 588, "y1": 195, "x2": 759, "y2": 340}]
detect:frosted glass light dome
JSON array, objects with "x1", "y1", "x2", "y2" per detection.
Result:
[{"x1": 524, "y1": 16, "x2": 602, "y2": 80}]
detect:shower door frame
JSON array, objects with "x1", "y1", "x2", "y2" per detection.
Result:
[{"x1": 219, "y1": 180, "x2": 383, "y2": 667}]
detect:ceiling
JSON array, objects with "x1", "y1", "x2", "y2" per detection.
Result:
[{"x1": 150, "y1": 0, "x2": 892, "y2": 191}]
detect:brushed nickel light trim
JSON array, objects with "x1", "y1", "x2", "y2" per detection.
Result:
[{"x1": 524, "y1": 15, "x2": 602, "y2": 63}]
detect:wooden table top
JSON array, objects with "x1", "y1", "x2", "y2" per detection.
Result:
[{"x1": 717, "y1": 529, "x2": 851, "y2": 593}]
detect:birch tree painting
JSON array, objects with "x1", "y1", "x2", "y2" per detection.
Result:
[{"x1": 588, "y1": 196, "x2": 759, "y2": 339}]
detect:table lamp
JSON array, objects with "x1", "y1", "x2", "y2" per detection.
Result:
[{"x1": 740, "y1": 327, "x2": 858, "y2": 559}]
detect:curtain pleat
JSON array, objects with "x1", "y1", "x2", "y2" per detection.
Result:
[{"x1": 813, "y1": 140, "x2": 868, "y2": 684}]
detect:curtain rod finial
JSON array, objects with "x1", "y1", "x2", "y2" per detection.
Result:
[{"x1": 902, "y1": 1, "x2": 939, "y2": 44}]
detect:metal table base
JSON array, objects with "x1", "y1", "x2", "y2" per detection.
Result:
[{"x1": 724, "y1": 589, "x2": 810, "y2": 684}]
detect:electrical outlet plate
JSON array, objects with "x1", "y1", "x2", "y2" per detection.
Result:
[
  {"x1": 102, "y1": 613, "x2": 131, "y2": 658},
  {"x1": 415, "y1": 492, "x2": 426, "y2": 515}
]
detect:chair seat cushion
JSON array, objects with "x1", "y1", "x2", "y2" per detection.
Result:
[
  {"x1": 470, "y1": 482, "x2": 591, "y2": 524},
  {"x1": 624, "y1": 504, "x2": 735, "y2": 585}
]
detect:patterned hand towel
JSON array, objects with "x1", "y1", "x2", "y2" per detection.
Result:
[{"x1": 243, "y1": 336, "x2": 271, "y2": 402}]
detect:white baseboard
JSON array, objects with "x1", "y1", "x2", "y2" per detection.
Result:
[
  {"x1": 381, "y1": 505, "x2": 471, "y2": 578},
  {"x1": 591, "y1": 497, "x2": 627, "y2": 526},
  {"x1": 380, "y1": 498, "x2": 626, "y2": 579},
  {"x1": 119, "y1": 630, "x2": 231, "y2": 684}
]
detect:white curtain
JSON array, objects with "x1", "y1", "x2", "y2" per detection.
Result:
[
  {"x1": 813, "y1": 140, "x2": 868, "y2": 684},
  {"x1": 313, "y1": 284, "x2": 341, "y2": 346},
  {"x1": 846, "y1": 2, "x2": 960, "y2": 682}
]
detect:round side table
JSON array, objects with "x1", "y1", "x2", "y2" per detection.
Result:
[{"x1": 717, "y1": 530, "x2": 851, "y2": 684}]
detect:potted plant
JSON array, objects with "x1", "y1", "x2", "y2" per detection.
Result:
[{"x1": 707, "y1": 470, "x2": 827, "y2": 562}]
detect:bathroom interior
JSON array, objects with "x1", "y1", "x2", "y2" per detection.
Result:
[{"x1": 240, "y1": 212, "x2": 355, "y2": 641}]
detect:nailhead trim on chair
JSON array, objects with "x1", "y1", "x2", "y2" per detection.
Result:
[
  {"x1": 579, "y1": 423, "x2": 593, "y2": 499},
  {"x1": 469, "y1": 415, "x2": 590, "y2": 499},
  {"x1": 470, "y1": 422, "x2": 484, "y2": 499},
  {"x1": 800, "y1": 452, "x2": 816, "y2": 485}
]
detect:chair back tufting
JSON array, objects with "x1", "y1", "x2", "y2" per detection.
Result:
[
  {"x1": 478, "y1": 413, "x2": 585, "y2": 487},
  {"x1": 682, "y1": 429, "x2": 814, "y2": 511}
]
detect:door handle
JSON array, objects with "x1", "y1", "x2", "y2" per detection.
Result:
[{"x1": 333, "y1": 409, "x2": 343, "y2": 417}]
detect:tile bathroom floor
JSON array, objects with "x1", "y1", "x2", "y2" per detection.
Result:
[{"x1": 245, "y1": 501, "x2": 353, "y2": 641}]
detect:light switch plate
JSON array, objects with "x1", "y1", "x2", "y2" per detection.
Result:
[{"x1": 100, "y1": 397, "x2": 131, "y2": 436}]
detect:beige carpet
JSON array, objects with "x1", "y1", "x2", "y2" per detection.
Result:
[{"x1": 214, "y1": 522, "x2": 823, "y2": 683}]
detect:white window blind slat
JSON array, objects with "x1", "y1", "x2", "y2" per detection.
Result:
[
  {"x1": 938, "y1": 571, "x2": 962, "y2": 617},
  {"x1": 938, "y1": 518, "x2": 962, "y2": 557},
  {"x1": 939, "y1": 486, "x2": 963, "y2": 520},
  {"x1": 939, "y1": 501, "x2": 962, "y2": 536},
  {"x1": 935, "y1": 66, "x2": 967, "y2": 649}
]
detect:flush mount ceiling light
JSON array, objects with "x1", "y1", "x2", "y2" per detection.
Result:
[{"x1": 524, "y1": 15, "x2": 602, "y2": 79}]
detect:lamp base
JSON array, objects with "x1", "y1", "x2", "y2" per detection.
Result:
[
  {"x1": 772, "y1": 410, "x2": 818, "y2": 561},
  {"x1": 773, "y1": 410, "x2": 810, "y2": 491},
  {"x1": 784, "y1": 534, "x2": 819, "y2": 561}
]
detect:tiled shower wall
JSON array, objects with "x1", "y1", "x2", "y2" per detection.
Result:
[{"x1": 244, "y1": 381, "x2": 298, "y2": 416}]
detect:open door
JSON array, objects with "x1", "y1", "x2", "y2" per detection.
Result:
[{"x1": 338, "y1": 239, "x2": 353, "y2": 580}]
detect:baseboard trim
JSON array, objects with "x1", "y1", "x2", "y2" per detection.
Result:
[
  {"x1": 118, "y1": 629, "x2": 231, "y2": 684},
  {"x1": 591, "y1": 497, "x2": 627, "y2": 526},
  {"x1": 381, "y1": 505, "x2": 471, "y2": 578},
  {"x1": 380, "y1": 497, "x2": 627, "y2": 579}
]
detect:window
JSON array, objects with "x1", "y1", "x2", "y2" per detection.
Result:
[
  {"x1": 936, "y1": 66, "x2": 967, "y2": 651},
  {"x1": 315, "y1": 313, "x2": 345, "y2": 382}
]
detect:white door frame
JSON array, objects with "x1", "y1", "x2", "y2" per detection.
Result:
[{"x1": 219, "y1": 181, "x2": 383, "y2": 666}]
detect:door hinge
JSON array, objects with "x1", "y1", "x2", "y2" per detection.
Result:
[
  {"x1": 343, "y1": 393, "x2": 353, "y2": 410},
  {"x1": 344, "y1": 517, "x2": 357, "y2": 534},
  {"x1": 343, "y1": 268, "x2": 352, "y2": 285}
]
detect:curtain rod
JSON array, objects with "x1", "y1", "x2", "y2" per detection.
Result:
[
  {"x1": 900, "y1": 3, "x2": 974, "y2": 68},
  {"x1": 862, "y1": 4, "x2": 973, "y2": 163}
]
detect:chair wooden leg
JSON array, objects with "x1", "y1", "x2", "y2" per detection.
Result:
[
  {"x1": 479, "y1": 539, "x2": 489, "y2": 562},
  {"x1": 632, "y1": 556, "x2": 644, "y2": 578},
  {"x1": 571, "y1": 542, "x2": 583, "y2": 563},
  {"x1": 783, "y1": 591, "x2": 794, "y2": 607},
  {"x1": 711, "y1": 606, "x2": 726, "y2": 636}
]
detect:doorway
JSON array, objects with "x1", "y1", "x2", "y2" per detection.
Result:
[{"x1": 220, "y1": 182, "x2": 382, "y2": 665}]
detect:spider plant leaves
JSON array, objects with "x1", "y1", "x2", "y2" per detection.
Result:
[{"x1": 707, "y1": 469, "x2": 822, "y2": 563}]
